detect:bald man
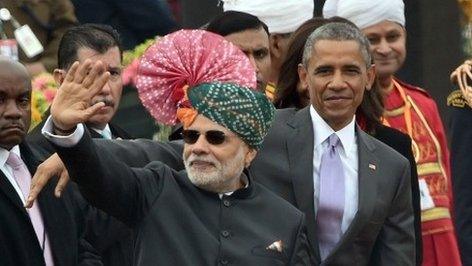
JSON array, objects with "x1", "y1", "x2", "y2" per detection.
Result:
[{"x1": 0, "y1": 58, "x2": 98, "y2": 266}]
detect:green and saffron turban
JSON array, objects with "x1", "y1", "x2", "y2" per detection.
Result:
[{"x1": 188, "y1": 83, "x2": 275, "y2": 150}]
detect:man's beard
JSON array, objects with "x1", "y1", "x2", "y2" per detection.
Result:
[{"x1": 184, "y1": 147, "x2": 246, "y2": 193}]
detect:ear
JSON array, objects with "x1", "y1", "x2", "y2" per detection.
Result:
[
  {"x1": 269, "y1": 34, "x2": 284, "y2": 59},
  {"x1": 365, "y1": 64, "x2": 376, "y2": 91},
  {"x1": 298, "y1": 63, "x2": 308, "y2": 90},
  {"x1": 244, "y1": 148, "x2": 258, "y2": 168},
  {"x1": 53, "y1": 69, "x2": 65, "y2": 85}
]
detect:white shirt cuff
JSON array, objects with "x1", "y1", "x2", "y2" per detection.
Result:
[{"x1": 41, "y1": 116, "x2": 85, "y2": 147}]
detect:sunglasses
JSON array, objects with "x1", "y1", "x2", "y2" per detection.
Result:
[{"x1": 181, "y1": 129, "x2": 232, "y2": 145}]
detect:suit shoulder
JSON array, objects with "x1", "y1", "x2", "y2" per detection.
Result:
[{"x1": 361, "y1": 130, "x2": 409, "y2": 165}]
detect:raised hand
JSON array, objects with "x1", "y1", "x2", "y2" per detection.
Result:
[{"x1": 51, "y1": 60, "x2": 110, "y2": 131}]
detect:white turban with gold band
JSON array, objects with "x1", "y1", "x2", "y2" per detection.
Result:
[
  {"x1": 221, "y1": 0, "x2": 314, "y2": 34},
  {"x1": 322, "y1": 0, "x2": 405, "y2": 29}
]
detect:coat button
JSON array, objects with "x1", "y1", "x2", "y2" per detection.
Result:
[
  {"x1": 221, "y1": 230, "x2": 230, "y2": 238},
  {"x1": 223, "y1": 200, "x2": 231, "y2": 207}
]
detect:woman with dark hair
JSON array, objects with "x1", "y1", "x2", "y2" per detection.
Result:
[{"x1": 275, "y1": 18, "x2": 422, "y2": 260}]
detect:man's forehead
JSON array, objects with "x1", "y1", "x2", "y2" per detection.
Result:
[
  {"x1": 311, "y1": 40, "x2": 365, "y2": 65},
  {"x1": 224, "y1": 28, "x2": 270, "y2": 51},
  {"x1": 76, "y1": 46, "x2": 121, "y2": 66}
]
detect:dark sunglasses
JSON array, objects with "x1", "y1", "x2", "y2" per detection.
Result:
[{"x1": 181, "y1": 129, "x2": 230, "y2": 145}]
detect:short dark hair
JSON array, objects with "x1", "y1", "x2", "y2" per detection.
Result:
[
  {"x1": 206, "y1": 11, "x2": 269, "y2": 37},
  {"x1": 58, "y1": 23, "x2": 122, "y2": 69},
  {"x1": 275, "y1": 17, "x2": 358, "y2": 108}
]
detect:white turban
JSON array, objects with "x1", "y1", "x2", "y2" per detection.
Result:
[
  {"x1": 322, "y1": 0, "x2": 405, "y2": 29},
  {"x1": 222, "y1": 0, "x2": 314, "y2": 34}
]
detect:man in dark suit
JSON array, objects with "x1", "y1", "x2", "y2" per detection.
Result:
[
  {"x1": 449, "y1": 60, "x2": 472, "y2": 265},
  {"x1": 29, "y1": 22, "x2": 415, "y2": 265},
  {"x1": 0, "y1": 58, "x2": 100, "y2": 265},
  {"x1": 28, "y1": 23, "x2": 132, "y2": 157},
  {"x1": 27, "y1": 24, "x2": 133, "y2": 266}
]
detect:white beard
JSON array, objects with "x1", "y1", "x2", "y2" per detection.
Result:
[{"x1": 184, "y1": 147, "x2": 246, "y2": 193}]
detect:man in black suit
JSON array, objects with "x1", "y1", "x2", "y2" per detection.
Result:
[
  {"x1": 27, "y1": 24, "x2": 133, "y2": 266},
  {"x1": 449, "y1": 60, "x2": 472, "y2": 265},
  {"x1": 0, "y1": 58, "x2": 99, "y2": 265}
]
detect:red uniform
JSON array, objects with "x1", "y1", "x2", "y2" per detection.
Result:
[{"x1": 383, "y1": 78, "x2": 461, "y2": 266}]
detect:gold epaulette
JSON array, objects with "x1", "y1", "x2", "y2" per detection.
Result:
[{"x1": 447, "y1": 89, "x2": 469, "y2": 108}]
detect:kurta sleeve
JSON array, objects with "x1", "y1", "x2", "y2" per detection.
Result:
[{"x1": 52, "y1": 130, "x2": 166, "y2": 226}]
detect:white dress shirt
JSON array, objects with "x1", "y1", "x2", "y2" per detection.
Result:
[
  {"x1": 0, "y1": 145, "x2": 27, "y2": 204},
  {"x1": 310, "y1": 105, "x2": 359, "y2": 233}
]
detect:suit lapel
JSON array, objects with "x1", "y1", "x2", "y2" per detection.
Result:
[
  {"x1": 20, "y1": 143, "x2": 71, "y2": 265},
  {"x1": 285, "y1": 107, "x2": 320, "y2": 260},
  {"x1": 0, "y1": 171, "x2": 28, "y2": 215},
  {"x1": 324, "y1": 128, "x2": 379, "y2": 262}
]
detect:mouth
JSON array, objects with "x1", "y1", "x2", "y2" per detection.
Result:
[
  {"x1": 190, "y1": 160, "x2": 216, "y2": 170},
  {"x1": 325, "y1": 95, "x2": 350, "y2": 102},
  {"x1": 2, "y1": 124, "x2": 25, "y2": 134}
]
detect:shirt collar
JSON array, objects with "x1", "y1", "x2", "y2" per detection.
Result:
[
  {"x1": 91, "y1": 124, "x2": 112, "y2": 139},
  {"x1": 0, "y1": 145, "x2": 21, "y2": 167},
  {"x1": 309, "y1": 105, "x2": 356, "y2": 152}
]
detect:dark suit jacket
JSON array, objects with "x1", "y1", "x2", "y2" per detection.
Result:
[
  {"x1": 449, "y1": 104, "x2": 472, "y2": 265},
  {"x1": 372, "y1": 124, "x2": 422, "y2": 265},
  {"x1": 27, "y1": 120, "x2": 134, "y2": 266},
  {"x1": 54, "y1": 131, "x2": 314, "y2": 265},
  {"x1": 249, "y1": 108, "x2": 415, "y2": 265},
  {"x1": 0, "y1": 142, "x2": 98, "y2": 266},
  {"x1": 93, "y1": 107, "x2": 416, "y2": 265}
]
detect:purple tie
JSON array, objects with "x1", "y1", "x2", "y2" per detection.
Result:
[
  {"x1": 7, "y1": 152, "x2": 54, "y2": 266},
  {"x1": 316, "y1": 134, "x2": 345, "y2": 260}
]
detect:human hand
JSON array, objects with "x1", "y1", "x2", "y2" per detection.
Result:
[
  {"x1": 26, "y1": 153, "x2": 69, "y2": 208},
  {"x1": 50, "y1": 60, "x2": 110, "y2": 131}
]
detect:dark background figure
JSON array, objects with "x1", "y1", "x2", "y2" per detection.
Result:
[
  {"x1": 449, "y1": 94, "x2": 472, "y2": 266},
  {"x1": 0, "y1": 0, "x2": 78, "y2": 76},
  {"x1": 71, "y1": 0, "x2": 178, "y2": 50},
  {"x1": 448, "y1": 61, "x2": 472, "y2": 265}
]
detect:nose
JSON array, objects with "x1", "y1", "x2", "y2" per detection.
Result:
[
  {"x1": 327, "y1": 71, "x2": 347, "y2": 90},
  {"x1": 189, "y1": 133, "x2": 210, "y2": 155},
  {"x1": 375, "y1": 38, "x2": 392, "y2": 55},
  {"x1": 4, "y1": 100, "x2": 23, "y2": 119},
  {"x1": 248, "y1": 55, "x2": 259, "y2": 74},
  {"x1": 99, "y1": 80, "x2": 112, "y2": 96}
]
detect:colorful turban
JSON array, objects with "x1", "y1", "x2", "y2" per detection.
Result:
[
  {"x1": 188, "y1": 83, "x2": 274, "y2": 149},
  {"x1": 323, "y1": 0, "x2": 405, "y2": 29},
  {"x1": 136, "y1": 29, "x2": 274, "y2": 149},
  {"x1": 222, "y1": 0, "x2": 314, "y2": 34}
]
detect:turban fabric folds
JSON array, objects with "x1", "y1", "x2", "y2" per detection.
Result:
[
  {"x1": 222, "y1": 0, "x2": 314, "y2": 34},
  {"x1": 136, "y1": 29, "x2": 275, "y2": 149},
  {"x1": 188, "y1": 83, "x2": 274, "y2": 149},
  {"x1": 323, "y1": 0, "x2": 405, "y2": 29}
]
